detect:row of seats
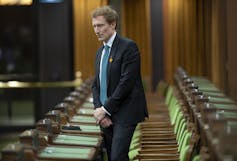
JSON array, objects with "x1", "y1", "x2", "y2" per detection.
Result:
[
  {"x1": 174, "y1": 67, "x2": 237, "y2": 161},
  {"x1": 2, "y1": 68, "x2": 236, "y2": 161},
  {"x1": 128, "y1": 67, "x2": 237, "y2": 161},
  {"x1": 1, "y1": 78, "x2": 104, "y2": 161},
  {"x1": 128, "y1": 76, "x2": 199, "y2": 160}
]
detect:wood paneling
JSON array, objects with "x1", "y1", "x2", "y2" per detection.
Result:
[
  {"x1": 73, "y1": 0, "x2": 107, "y2": 79},
  {"x1": 163, "y1": 0, "x2": 228, "y2": 92},
  {"x1": 210, "y1": 0, "x2": 227, "y2": 90},
  {"x1": 164, "y1": 0, "x2": 203, "y2": 83},
  {"x1": 121, "y1": 0, "x2": 151, "y2": 83},
  {"x1": 226, "y1": 0, "x2": 237, "y2": 101}
]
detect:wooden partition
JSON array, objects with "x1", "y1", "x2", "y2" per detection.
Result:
[
  {"x1": 121, "y1": 0, "x2": 151, "y2": 85},
  {"x1": 226, "y1": 0, "x2": 237, "y2": 101},
  {"x1": 163, "y1": 0, "x2": 228, "y2": 93}
]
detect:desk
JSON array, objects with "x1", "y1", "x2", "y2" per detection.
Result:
[{"x1": 0, "y1": 79, "x2": 82, "y2": 120}]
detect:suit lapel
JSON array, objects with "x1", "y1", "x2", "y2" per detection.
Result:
[
  {"x1": 96, "y1": 47, "x2": 103, "y2": 78},
  {"x1": 107, "y1": 35, "x2": 120, "y2": 86}
]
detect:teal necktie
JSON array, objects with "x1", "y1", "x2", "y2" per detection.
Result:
[{"x1": 100, "y1": 45, "x2": 110, "y2": 105}]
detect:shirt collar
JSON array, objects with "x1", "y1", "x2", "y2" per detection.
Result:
[{"x1": 103, "y1": 32, "x2": 116, "y2": 48}]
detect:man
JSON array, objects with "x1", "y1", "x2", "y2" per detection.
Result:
[{"x1": 91, "y1": 6, "x2": 148, "y2": 161}]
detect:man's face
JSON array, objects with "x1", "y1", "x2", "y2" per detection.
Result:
[{"x1": 92, "y1": 16, "x2": 116, "y2": 43}]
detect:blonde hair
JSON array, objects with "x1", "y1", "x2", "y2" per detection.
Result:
[{"x1": 91, "y1": 6, "x2": 118, "y2": 26}]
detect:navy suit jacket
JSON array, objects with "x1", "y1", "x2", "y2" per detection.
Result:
[{"x1": 92, "y1": 34, "x2": 148, "y2": 124}]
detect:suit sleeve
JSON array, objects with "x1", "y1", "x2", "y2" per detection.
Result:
[{"x1": 104, "y1": 41, "x2": 140, "y2": 114}]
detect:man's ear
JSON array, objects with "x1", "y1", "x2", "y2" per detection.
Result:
[{"x1": 111, "y1": 21, "x2": 116, "y2": 29}]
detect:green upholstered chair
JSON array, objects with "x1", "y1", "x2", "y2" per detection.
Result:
[{"x1": 192, "y1": 155, "x2": 200, "y2": 161}]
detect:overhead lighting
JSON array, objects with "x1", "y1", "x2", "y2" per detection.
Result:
[{"x1": 0, "y1": 0, "x2": 32, "y2": 5}]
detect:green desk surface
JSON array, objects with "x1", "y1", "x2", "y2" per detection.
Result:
[
  {"x1": 77, "y1": 108, "x2": 94, "y2": 115},
  {"x1": 53, "y1": 134, "x2": 100, "y2": 147},
  {"x1": 203, "y1": 91, "x2": 225, "y2": 97},
  {"x1": 209, "y1": 104, "x2": 237, "y2": 110},
  {"x1": 198, "y1": 85, "x2": 220, "y2": 92},
  {"x1": 217, "y1": 111, "x2": 237, "y2": 117},
  {"x1": 79, "y1": 125, "x2": 101, "y2": 132},
  {"x1": 81, "y1": 102, "x2": 94, "y2": 109},
  {"x1": 70, "y1": 115, "x2": 96, "y2": 123},
  {"x1": 227, "y1": 121, "x2": 237, "y2": 127},
  {"x1": 61, "y1": 124, "x2": 101, "y2": 136},
  {"x1": 209, "y1": 97, "x2": 235, "y2": 103},
  {"x1": 38, "y1": 146, "x2": 95, "y2": 160}
]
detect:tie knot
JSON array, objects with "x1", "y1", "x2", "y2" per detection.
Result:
[
  {"x1": 104, "y1": 45, "x2": 110, "y2": 55},
  {"x1": 104, "y1": 45, "x2": 110, "y2": 50}
]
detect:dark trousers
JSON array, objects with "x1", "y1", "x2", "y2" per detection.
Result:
[{"x1": 102, "y1": 123, "x2": 136, "y2": 161}]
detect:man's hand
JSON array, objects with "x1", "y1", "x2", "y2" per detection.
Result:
[
  {"x1": 100, "y1": 117, "x2": 113, "y2": 128},
  {"x1": 94, "y1": 107, "x2": 106, "y2": 124}
]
